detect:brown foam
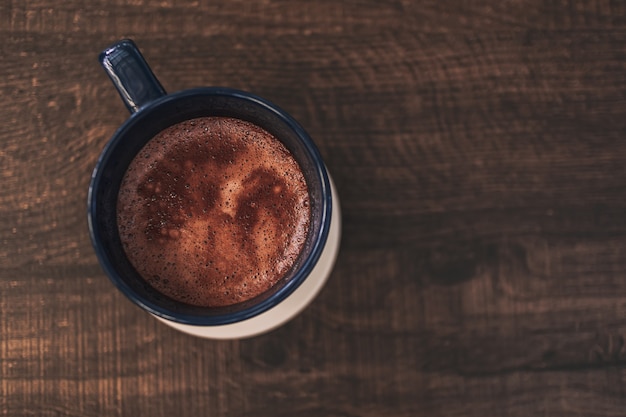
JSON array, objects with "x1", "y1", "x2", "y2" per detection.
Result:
[{"x1": 117, "y1": 117, "x2": 310, "y2": 307}]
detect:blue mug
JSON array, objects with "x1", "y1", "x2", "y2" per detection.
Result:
[{"x1": 88, "y1": 40, "x2": 341, "y2": 339}]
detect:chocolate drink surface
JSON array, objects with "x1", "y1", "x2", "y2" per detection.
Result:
[{"x1": 116, "y1": 117, "x2": 311, "y2": 307}]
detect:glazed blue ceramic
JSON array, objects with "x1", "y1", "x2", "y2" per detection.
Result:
[{"x1": 88, "y1": 39, "x2": 332, "y2": 325}]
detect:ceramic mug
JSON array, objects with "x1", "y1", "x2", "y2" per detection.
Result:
[{"x1": 88, "y1": 39, "x2": 341, "y2": 339}]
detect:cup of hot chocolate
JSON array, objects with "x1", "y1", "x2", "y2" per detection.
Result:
[{"x1": 88, "y1": 39, "x2": 341, "y2": 339}]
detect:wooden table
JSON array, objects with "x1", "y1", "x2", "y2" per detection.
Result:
[{"x1": 2, "y1": 1, "x2": 626, "y2": 416}]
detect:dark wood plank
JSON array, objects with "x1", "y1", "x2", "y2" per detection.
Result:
[
  {"x1": 4, "y1": 0, "x2": 626, "y2": 35},
  {"x1": 2, "y1": 1, "x2": 626, "y2": 416}
]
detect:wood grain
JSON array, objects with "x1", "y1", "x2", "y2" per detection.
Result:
[{"x1": 2, "y1": 0, "x2": 626, "y2": 416}]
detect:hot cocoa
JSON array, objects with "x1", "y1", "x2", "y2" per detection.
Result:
[{"x1": 116, "y1": 117, "x2": 310, "y2": 307}]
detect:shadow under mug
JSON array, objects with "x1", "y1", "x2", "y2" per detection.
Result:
[{"x1": 88, "y1": 39, "x2": 341, "y2": 339}]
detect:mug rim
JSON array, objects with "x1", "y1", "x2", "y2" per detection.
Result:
[{"x1": 88, "y1": 87, "x2": 332, "y2": 325}]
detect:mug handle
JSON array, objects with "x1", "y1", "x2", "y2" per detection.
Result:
[{"x1": 99, "y1": 39, "x2": 167, "y2": 114}]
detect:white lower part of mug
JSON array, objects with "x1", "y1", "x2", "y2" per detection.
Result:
[{"x1": 154, "y1": 175, "x2": 341, "y2": 339}]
